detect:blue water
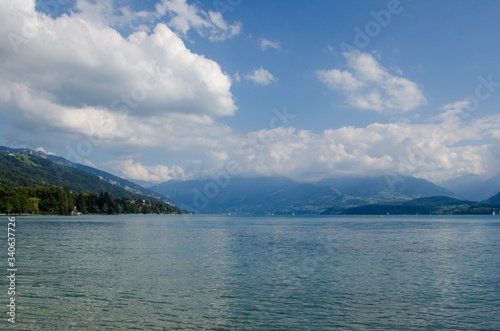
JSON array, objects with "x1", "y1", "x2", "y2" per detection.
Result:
[{"x1": 3, "y1": 215, "x2": 500, "y2": 330}]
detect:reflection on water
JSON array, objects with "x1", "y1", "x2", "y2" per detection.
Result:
[{"x1": 6, "y1": 215, "x2": 500, "y2": 329}]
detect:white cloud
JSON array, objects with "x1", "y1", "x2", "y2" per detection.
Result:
[
  {"x1": 82, "y1": 159, "x2": 97, "y2": 168},
  {"x1": 104, "y1": 159, "x2": 190, "y2": 183},
  {"x1": 69, "y1": 0, "x2": 241, "y2": 41},
  {"x1": 233, "y1": 72, "x2": 241, "y2": 83},
  {"x1": 198, "y1": 109, "x2": 500, "y2": 183},
  {"x1": 35, "y1": 147, "x2": 55, "y2": 156},
  {"x1": 1, "y1": 1, "x2": 499, "y2": 187},
  {"x1": 74, "y1": 0, "x2": 155, "y2": 31},
  {"x1": 92, "y1": 107, "x2": 500, "y2": 184},
  {"x1": 0, "y1": 0, "x2": 237, "y2": 153},
  {"x1": 317, "y1": 52, "x2": 427, "y2": 114},
  {"x1": 316, "y1": 69, "x2": 364, "y2": 92},
  {"x1": 260, "y1": 38, "x2": 281, "y2": 51},
  {"x1": 245, "y1": 67, "x2": 277, "y2": 86},
  {"x1": 155, "y1": 0, "x2": 242, "y2": 41}
]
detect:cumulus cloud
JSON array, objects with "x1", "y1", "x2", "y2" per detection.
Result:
[
  {"x1": 104, "y1": 159, "x2": 190, "y2": 183},
  {"x1": 317, "y1": 52, "x2": 427, "y2": 114},
  {"x1": 0, "y1": 0, "x2": 237, "y2": 153},
  {"x1": 245, "y1": 67, "x2": 277, "y2": 86},
  {"x1": 74, "y1": 0, "x2": 155, "y2": 32},
  {"x1": 1, "y1": 1, "x2": 498, "y2": 186},
  {"x1": 260, "y1": 38, "x2": 281, "y2": 51},
  {"x1": 50, "y1": 105, "x2": 500, "y2": 184},
  {"x1": 155, "y1": 0, "x2": 242, "y2": 41},
  {"x1": 71, "y1": 0, "x2": 242, "y2": 41},
  {"x1": 197, "y1": 109, "x2": 500, "y2": 183}
]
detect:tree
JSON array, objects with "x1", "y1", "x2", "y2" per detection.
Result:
[
  {"x1": 28, "y1": 197, "x2": 40, "y2": 213},
  {"x1": 102, "y1": 202, "x2": 109, "y2": 214},
  {"x1": 57, "y1": 188, "x2": 69, "y2": 215},
  {"x1": 11, "y1": 193, "x2": 28, "y2": 213},
  {"x1": 64, "y1": 186, "x2": 74, "y2": 214},
  {"x1": 0, "y1": 197, "x2": 13, "y2": 214},
  {"x1": 75, "y1": 193, "x2": 88, "y2": 213}
]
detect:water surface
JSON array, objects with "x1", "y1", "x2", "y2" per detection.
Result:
[{"x1": 3, "y1": 215, "x2": 500, "y2": 330}]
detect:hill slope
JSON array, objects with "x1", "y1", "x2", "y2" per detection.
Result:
[
  {"x1": 0, "y1": 146, "x2": 166, "y2": 200},
  {"x1": 484, "y1": 191, "x2": 500, "y2": 204},
  {"x1": 0, "y1": 152, "x2": 145, "y2": 199}
]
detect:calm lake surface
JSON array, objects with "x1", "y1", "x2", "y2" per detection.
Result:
[{"x1": 3, "y1": 215, "x2": 500, "y2": 330}]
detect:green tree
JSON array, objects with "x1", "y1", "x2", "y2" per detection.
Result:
[
  {"x1": 57, "y1": 187, "x2": 69, "y2": 215},
  {"x1": 64, "y1": 186, "x2": 74, "y2": 213},
  {"x1": 75, "y1": 193, "x2": 88, "y2": 213},
  {"x1": 12, "y1": 193, "x2": 29, "y2": 213},
  {"x1": 102, "y1": 202, "x2": 109, "y2": 214},
  {"x1": 28, "y1": 197, "x2": 40, "y2": 213}
]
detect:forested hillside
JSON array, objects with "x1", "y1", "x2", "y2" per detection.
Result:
[
  {"x1": 0, "y1": 152, "x2": 184, "y2": 215},
  {"x1": 0, "y1": 152, "x2": 142, "y2": 198}
]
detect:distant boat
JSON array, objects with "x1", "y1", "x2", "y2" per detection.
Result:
[{"x1": 292, "y1": 212, "x2": 295, "y2": 216}]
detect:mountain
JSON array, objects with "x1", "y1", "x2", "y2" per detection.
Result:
[
  {"x1": 440, "y1": 173, "x2": 500, "y2": 201},
  {"x1": 334, "y1": 196, "x2": 490, "y2": 215},
  {"x1": 0, "y1": 146, "x2": 167, "y2": 201},
  {"x1": 1, "y1": 146, "x2": 464, "y2": 215},
  {"x1": 315, "y1": 175, "x2": 457, "y2": 201},
  {"x1": 150, "y1": 176, "x2": 346, "y2": 214},
  {"x1": 0, "y1": 151, "x2": 146, "y2": 199},
  {"x1": 150, "y1": 175, "x2": 457, "y2": 215},
  {"x1": 484, "y1": 191, "x2": 500, "y2": 204}
]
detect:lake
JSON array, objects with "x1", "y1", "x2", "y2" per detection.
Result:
[{"x1": 3, "y1": 215, "x2": 500, "y2": 330}]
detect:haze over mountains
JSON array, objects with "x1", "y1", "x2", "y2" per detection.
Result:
[
  {"x1": 150, "y1": 175, "x2": 461, "y2": 214},
  {"x1": 440, "y1": 173, "x2": 500, "y2": 201},
  {"x1": 2, "y1": 146, "x2": 499, "y2": 215}
]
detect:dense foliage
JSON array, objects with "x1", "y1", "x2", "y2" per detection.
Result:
[{"x1": 0, "y1": 186, "x2": 182, "y2": 215}]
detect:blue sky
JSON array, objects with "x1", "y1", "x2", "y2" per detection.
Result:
[{"x1": 1, "y1": 0, "x2": 500, "y2": 184}]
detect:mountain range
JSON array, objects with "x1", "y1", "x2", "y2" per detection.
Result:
[
  {"x1": 149, "y1": 174, "x2": 480, "y2": 215},
  {"x1": 2, "y1": 145, "x2": 499, "y2": 215}
]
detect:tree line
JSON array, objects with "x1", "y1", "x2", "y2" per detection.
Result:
[{"x1": 0, "y1": 186, "x2": 183, "y2": 215}]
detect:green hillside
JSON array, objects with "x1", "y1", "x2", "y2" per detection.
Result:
[
  {"x1": 0, "y1": 152, "x2": 142, "y2": 198},
  {"x1": 0, "y1": 152, "x2": 185, "y2": 215}
]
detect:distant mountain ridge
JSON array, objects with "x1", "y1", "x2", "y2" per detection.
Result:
[
  {"x1": 150, "y1": 176, "x2": 345, "y2": 214},
  {"x1": 316, "y1": 175, "x2": 456, "y2": 199},
  {"x1": 441, "y1": 173, "x2": 500, "y2": 201},
  {"x1": 150, "y1": 175, "x2": 462, "y2": 214},
  {"x1": 484, "y1": 192, "x2": 500, "y2": 204},
  {"x1": 0, "y1": 146, "x2": 168, "y2": 202},
  {"x1": 4, "y1": 145, "x2": 498, "y2": 215},
  {"x1": 333, "y1": 196, "x2": 498, "y2": 215}
]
